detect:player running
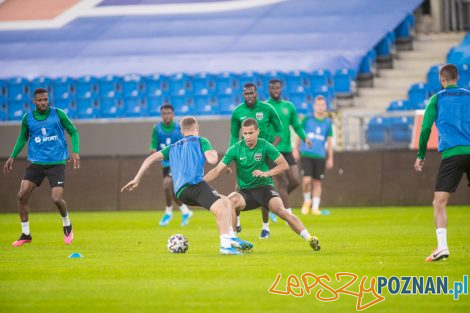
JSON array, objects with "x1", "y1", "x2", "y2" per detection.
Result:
[
  {"x1": 414, "y1": 64, "x2": 470, "y2": 262},
  {"x1": 3, "y1": 88, "x2": 80, "y2": 247},
  {"x1": 205, "y1": 118, "x2": 320, "y2": 252},
  {"x1": 122, "y1": 116, "x2": 253, "y2": 255},
  {"x1": 150, "y1": 104, "x2": 192, "y2": 227}
]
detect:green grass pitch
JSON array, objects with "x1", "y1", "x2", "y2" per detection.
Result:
[{"x1": 1, "y1": 206, "x2": 469, "y2": 313}]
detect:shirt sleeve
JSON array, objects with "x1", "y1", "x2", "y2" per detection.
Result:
[
  {"x1": 327, "y1": 120, "x2": 334, "y2": 137},
  {"x1": 269, "y1": 104, "x2": 283, "y2": 133},
  {"x1": 150, "y1": 126, "x2": 158, "y2": 150},
  {"x1": 265, "y1": 141, "x2": 281, "y2": 161},
  {"x1": 161, "y1": 145, "x2": 170, "y2": 161},
  {"x1": 230, "y1": 110, "x2": 241, "y2": 147},
  {"x1": 417, "y1": 95, "x2": 437, "y2": 159},
  {"x1": 10, "y1": 114, "x2": 29, "y2": 158},
  {"x1": 200, "y1": 137, "x2": 214, "y2": 152},
  {"x1": 290, "y1": 103, "x2": 307, "y2": 140},
  {"x1": 221, "y1": 145, "x2": 235, "y2": 166},
  {"x1": 57, "y1": 109, "x2": 80, "y2": 153}
]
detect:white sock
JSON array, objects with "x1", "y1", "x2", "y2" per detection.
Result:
[
  {"x1": 436, "y1": 228, "x2": 448, "y2": 250},
  {"x1": 229, "y1": 226, "x2": 236, "y2": 238},
  {"x1": 179, "y1": 204, "x2": 189, "y2": 214},
  {"x1": 165, "y1": 206, "x2": 173, "y2": 215},
  {"x1": 237, "y1": 216, "x2": 241, "y2": 227},
  {"x1": 286, "y1": 208, "x2": 292, "y2": 215},
  {"x1": 312, "y1": 197, "x2": 321, "y2": 212},
  {"x1": 61, "y1": 214, "x2": 71, "y2": 227},
  {"x1": 300, "y1": 229, "x2": 311, "y2": 240},
  {"x1": 262, "y1": 222, "x2": 270, "y2": 231},
  {"x1": 220, "y1": 234, "x2": 231, "y2": 248},
  {"x1": 21, "y1": 222, "x2": 30, "y2": 235},
  {"x1": 303, "y1": 192, "x2": 311, "y2": 202}
]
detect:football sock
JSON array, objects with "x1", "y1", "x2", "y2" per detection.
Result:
[
  {"x1": 21, "y1": 221, "x2": 30, "y2": 235},
  {"x1": 165, "y1": 206, "x2": 173, "y2": 215},
  {"x1": 312, "y1": 197, "x2": 321, "y2": 211},
  {"x1": 61, "y1": 214, "x2": 71, "y2": 227},
  {"x1": 179, "y1": 204, "x2": 189, "y2": 214},
  {"x1": 300, "y1": 229, "x2": 311, "y2": 240},
  {"x1": 262, "y1": 222, "x2": 269, "y2": 231},
  {"x1": 229, "y1": 226, "x2": 236, "y2": 238},
  {"x1": 436, "y1": 228, "x2": 448, "y2": 250},
  {"x1": 286, "y1": 208, "x2": 292, "y2": 215},
  {"x1": 220, "y1": 234, "x2": 231, "y2": 248},
  {"x1": 236, "y1": 216, "x2": 241, "y2": 227},
  {"x1": 303, "y1": 192, "x2": 311, "y2": 202}
]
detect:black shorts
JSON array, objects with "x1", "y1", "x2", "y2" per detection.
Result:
[
  {"x1": 435, "y1": 154, "x2": 470, "y2": 193},
  {"x1": 238, "y1": 185, "x2": 280, "y2": 211},
  {"x1": 162, "y1": 167, "x2": 171, "y2": 178},
  {"x1": 301, "y1": 157, "x2": 326, "y2": 180},
  {"x1": 24, "y1": 164, "x2": 66, "y2": 188},
  {"x1": 177, "y1": 181, "x2": 221, "y2": 210},
  {"x1": 268, "y1": 152, "x2": 296, "y2": 169}
]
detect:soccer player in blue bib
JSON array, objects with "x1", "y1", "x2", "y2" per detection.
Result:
[
  {"x1": 415, "y1": 64, "x2": 470, "y2": 262},
  {"x1": 293, "y1": 95, "x2": 334, "y2": 215},
  {"x1": 122, "y1": 116, "x2": 253, "y2": 255},
  {"x1": 150, "y1": 104, "x2": 192, "y2": 227},
  {"x1": 3, "y1": 88, "x2": 80, "y2": 247}
]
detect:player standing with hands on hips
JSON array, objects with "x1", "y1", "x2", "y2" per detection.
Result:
[{"x1": 415, "y1": 64, "x2": 470, "y2": 262}]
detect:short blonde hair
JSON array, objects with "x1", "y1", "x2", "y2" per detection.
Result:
[{"x1": 180, "y1": 116, "x2": 198, "y2": 131}]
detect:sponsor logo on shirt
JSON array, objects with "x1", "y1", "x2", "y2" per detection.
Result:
[
  {"x1": 254, "y1": 153, "x2": 262, "y2": 161},
  {"x1": 308, "y1": 132, "x2": 325, "y2": 141},
  {"x1": 240, "y1": 116, "x2": 247, "y2": 120},
  {"x1": 256, "y1": 112, "x2": 263, "y2": 120},
  {"x1": 34, "y1": 134, "x2": 59, "y2": 144}
]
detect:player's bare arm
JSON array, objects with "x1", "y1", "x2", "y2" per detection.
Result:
[
  {"x1": 293, "y1": 136, "x2": 301, "y2": 161},
  {"x1": 253, "y1": 155, "x2": 288, "y2": 177},
  {"x1": 121, "y1": 151, "x2": 164, "y2": 192},
  {"x1": 3, "y1": 157, "x2": 14, "y2": 173},
  {"x1": 204, "y1": 149, "x2": 219, "y2": 164},
  {"x1": 204, "y1": 162, "x2": 228, "y2": 182},
  {"x1": 326, "y1": 137, "x2": 334, "y2": 169}
]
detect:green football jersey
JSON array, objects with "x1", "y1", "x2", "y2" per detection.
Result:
[
  {"x1": 267, "y1": 98, "x2": 306, "y2": 153},
  {"x1": 229, "y1": 100, "x2": 282, "y2": 146},
  {"x1": 222, "y1": 138, "x2": 281, "y2": 190}
]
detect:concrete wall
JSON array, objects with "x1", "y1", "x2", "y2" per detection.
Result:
[{"x1": 0, "y1": 150, "x2": 468, "y2": 213}]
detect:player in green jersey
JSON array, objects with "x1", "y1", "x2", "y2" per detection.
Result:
[
  {"x1": 205, "y1": 118, "x2": 320, "y2": 252},
  {"x1": 230, "y1": 83, "x2": 283, "y2": 236},
  {"x1": 266, "y1": 79, "x2": 312, "y2": 234}
]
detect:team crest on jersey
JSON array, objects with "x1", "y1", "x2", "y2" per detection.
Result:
[
  {"x1": 256, "y1": 112, "x2": 263, "y2": 120},
  {"x1": 41, "y1": 127, "x2": 47, "y2": 136},
  {"x1": 254, "y1": 153, "x2": 262, "y2": 161}
]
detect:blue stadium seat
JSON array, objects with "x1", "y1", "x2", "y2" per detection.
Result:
[
  {"x1": 31, "y1": 76, "x2": 52, "y2": 94},
  {"x1": 458, "y1": 64, "x2": 470, "y2": 87},
  {"x1": 101, "y1": 96, "x2": 124, "y2": 118},
  {"x1": 0, "y1": 97, "x2": 7, "y2": 121},
  {"x1": 192, "y1": 73, "x2": 215, "y2": 95},
  {"x1": 408, "y1": 82, "x2": 431, "y2": 108},
  {"x1": 170, "y1": 94, "x2": 193, "y2": 115},
  {"x1": 77, "y1": 97, "x2": 100, "y2": 119},
  {"x1": 390, "y1": 116, "x2": 413, "y2": 143},
  {"x1": 215, "y1": 72, "x2": 238, "y2": 95},
  {"x1": 53, "y1": 98, "x2": 77, "y2": 119},
  {"x1": 122, "y1": 74, "x2": 144, "y2": 98},
  {"x1": 366, "y1": 117, "x2": 389, "y2": 145},
  {"x1": 238, "y1": 71, "x2": 262, "y2": 92},
  {"x1": 285, "y1": 70, "x2": 309, "y2": 94},
  {"x1": 52, "y1": 77, "x2": 75, "y2": 100},
  {"x1": 76, "y1": 75, "x2": 99, "y2": 99},
  {"x1": 288, "y1": 91, "x2": 312, "y2": 115},
  {"x1": 387, "y1": 100, "x2": 410, "y2": 111},
  {"x1": 394, "y1": 13, "x2": 414, "y2": 41},
  {"x1": 147, "y1": 96, "x2": 167, "y2": 117},
  {"x1": 427, "y1": 65, "x2": 441, "y2": 94},
  {"x1": 375, "y1": 32, "x2": 394, "y2": 60},
  {"x1": 333, "y1": 68, "x2": 355, "y2": 97},
  {"x1": 194, "y1": 95, "x2": 218, "y2": 115},
  {"x1": 123, "y1": 96, "x2": 147, "y2": 117},
  {"x1": 99, "y1": 75, "x2": 123, "y2": 98},
  {"x1": 145, "y1": 74, "x2": 170, "y2": 96},
  {"x1": 310, "y1": 69, "x2": 331, "y2": 92},
  {"x1": 169, "y1": 73, "x2": 192, "y2": 96},
  {"x1": 359, "y1": 49, "x2": 376, "y2": 76},
  {"x1": 7, "y1": 99, "x2": 29, "y2": 121},
  {"x1": 218, "y1": 94, "x2": 239, "y2": 115},
  {"x1": 7, "y1": 77, "x2": 30, "y2": 100},
  {"x1": 0, "y1": 80, "x2": 7, "y2": 97}
]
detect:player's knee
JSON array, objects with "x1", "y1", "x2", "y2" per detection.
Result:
[
  {"x1": 432, "y1": 196, "x2": 447, "y2": 209},
  {"x1": 51, "y1": 194, "x2": 64, "y2": 205},
  {"x1": 17, "y1": 191, "x2": 28, "y2": 204},
  {"x1": 163, "y1": 177, "x2": 172, "y2": 191}
]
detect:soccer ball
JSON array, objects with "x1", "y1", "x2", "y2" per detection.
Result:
[{"x1": 167, "y1": 234, "x2": 189, "y2": 253}]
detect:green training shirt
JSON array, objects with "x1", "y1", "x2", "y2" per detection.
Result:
[
  {"x1": 222, "y1": 138, "x2": 281, "y2": 190},
  {"x1": 267, "y1": 98, "x2": 306, "y2": 153},
  {"x1": 417, "y1": 85, "x2": 470, "y2": 160},
  {"x1": 230, "y1": 100, "x2": 282, "y2": 146},
  {"x1": 10, "y1": 107, "x2": 80, "y2": 165}
]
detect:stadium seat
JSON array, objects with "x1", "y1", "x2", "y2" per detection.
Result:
[
  {"x1": 169, "y1": 73, "x2": 192, "y2": 96},
  {"x1": 215, "y1": 72, "x2": 238, "y2": 95},
  {"x1": 310, "y1": 69, "x2": 331, "y2": 92},
  {"x1": 123, "y1": 96, "x2": 147, "y2": 117},
  {"x1": 192, "y1": 73, "x2": 215, "y2": 95},
  {"x1": 407, "y1": 83, "x2": 431, "y2": 108},
  {"x1": 7, "y1": 77, "x2": 30, "y2": 100},
  {"x1": 390, "y1": 116, "x2": 413, "y2": 144},
  {"x1": 394, "y1": 13, "x2": 414, "y2": 42},
  {"x1": 458, "y1": 64, "x2": 470, "y2": 87},
  {"x1": 77, "y1": 97, "x2": 100, "y2": 119},
  {"x1": 170, "y1": 94, "x2": 194, "y2": 115},
  {"x1": 366, "y1": 117, "x2": 389, "y2": 145},
  {"x1": 122, "y1": 74, "x2": 144, "y2": 98},
  {"x1": 427, "y1": 65, "x2": 441, "y2": 94},
  {"x1": 0, "y1": 79, "x2": 7, "y2": 97},
  {"x1": 387, "y1": 100, "x2": 411, "y2": 111},
  {"x1": 333, "y1": 68, "x2": 355, "y2": 97},
  {"x1": 53, "y1": 98, "x2": 77, "y2": 119},
  {"x1": 194, "y1": 95, "x2": 219, "y2": 115},
  {"x1": 218, "y1": 94, "x2": 239, "y2": 115},
  {"x1": 7, "y1": 99, "x2": 29, "y2": 121},
  {"x1": 0, "y1": 97, "x2": 7, "y2": 121},
  {"x1": 288, "y1": 91, "x2": 312, "y2": 115},
  {"x1": 145, "y1": 74, "x2": 170, "y2": 96},
  {"x1": 147, "y1": 96, "x2": 167, "y2": 117},
  {"x1": 101, "y1": 96, "x2": 124, "y2": 118},
  {"x1": 99, "y1": 75, "x2": 123, "y2": 98},
  {"x1": 31, "y1": 76, "x2": 52, "y2": 94},
  {"x1": 76, "y1": 75, "x2": 99, "y2": 99},
  {"x1": 52, "y1": 77, "x2": 75, "y2": 100},
  {"x1": 285, "y1": 70, "x2": 309, "y2": 94},
  {"x1": 238, "y1": 71, "x2": 262, "y2": 92}
]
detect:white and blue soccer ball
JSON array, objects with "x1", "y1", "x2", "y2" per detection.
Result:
[{"x1": 167, "y1": 234, "x2": 189, "y2": 253}]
